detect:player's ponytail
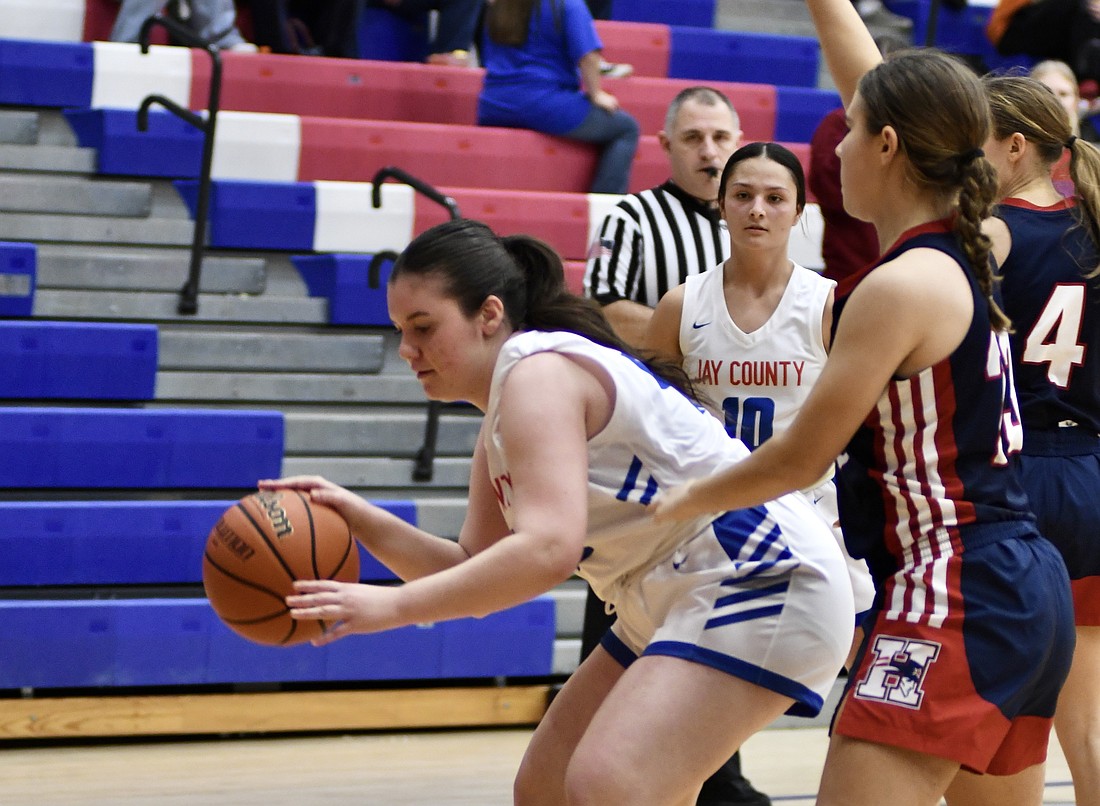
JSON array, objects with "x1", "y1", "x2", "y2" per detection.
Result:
[{"x1": 861, "y1": 49, "x2": 1008, "y2": 330}]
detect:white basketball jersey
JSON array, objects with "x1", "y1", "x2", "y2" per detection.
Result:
[
  {"x1": 679, "y1": 261, "x2": 834, "y2": 449},
  {"x1": 483, "y1": 330, "x2": 829, "y2": 606}
]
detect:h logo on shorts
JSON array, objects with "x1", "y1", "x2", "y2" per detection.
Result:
[{"x1": 853, "y1": 635, "x2": 941, "y2": 710}]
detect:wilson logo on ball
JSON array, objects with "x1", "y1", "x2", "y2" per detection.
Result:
[{"x1": 256, "y1": 490, "x2": 293, "y2": 538}]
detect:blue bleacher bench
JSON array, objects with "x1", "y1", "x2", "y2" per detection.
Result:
[
  {"x1": 0, "y1": 241, "x2": 36, "y2": 317},
  {"x1": 0, "y1": 38, "x2": 93, "y2": 108},
  {"x1": 0, "y1": 499, "x2": 412, "y2": 585},
  {"x1": 0, "y1": 321, "x2": 157, "y2": 400},
  {"x1": 774, "y1": 86, "x2": 842, "y2": 145},
  {"x1": 0, "y1": 408, "x2": 285, "y2": 488},
  {"x1": 611, "y1": 0, "x2": 716, "y2": 28},
  {"x1": 668, "y1": 28, "x2": 820, "y2": 88},
  {"x1": 175, "y1": 179, "x2": 316, "y2": 250},
  {"x1": 64, "y1": 108, "x2": 203, "y2": 178},
  {"x1": 292, "y1": 253, "x2": 394, "y2": 326},
  {"x1": 0, "y1": 596, "x2": 556, "y2": 688}
]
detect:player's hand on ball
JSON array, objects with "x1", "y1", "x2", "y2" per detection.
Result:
[
  {"x1": 259, "y1": 475, "x2": 370, "y2": 532},
  {"x1": 649, "y1": 480, "x2": 706, "y2": 523},
  {"x1": 287, "y1": 579, "x2": 401, "y2": 646}
]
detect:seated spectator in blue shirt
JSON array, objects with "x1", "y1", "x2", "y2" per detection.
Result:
[{"x1": 477, "y1": 0, "x2": 640, "y2": 194}]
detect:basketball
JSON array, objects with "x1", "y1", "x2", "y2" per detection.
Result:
[{"x1": 202, "y1": 490, "x2": 359, "y2": 646}]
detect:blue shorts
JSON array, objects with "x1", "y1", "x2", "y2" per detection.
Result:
[
  {"x1": 834, "y1": 526, "x2": 1074, "y2": 774},
  {"x1": 1017, "y1": 426, "x2": 1100, "y2": 624}
]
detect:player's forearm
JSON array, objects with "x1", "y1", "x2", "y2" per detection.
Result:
[
  {"x1": 354, "y1": 506, "x2": 469, "y2": 581},
  {"x1": 602, "y1": 298, "x2": 655, "y2": 348}
]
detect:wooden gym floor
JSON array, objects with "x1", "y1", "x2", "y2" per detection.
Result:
[{"x1": 0, "y1": 724, "x2": 1076, "y2": 804}]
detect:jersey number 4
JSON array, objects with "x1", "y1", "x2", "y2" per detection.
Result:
[{"x1": 1022, "y1": 283, "x2": 1086, "y2": 389}]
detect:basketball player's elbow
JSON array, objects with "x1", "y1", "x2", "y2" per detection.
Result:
[{"x1": 526, "y1": 530, "x2": 585, "y2": 587}]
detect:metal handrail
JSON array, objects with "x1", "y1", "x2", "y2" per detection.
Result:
[
  {"x1": 370, "y1": 166, "x2": 462, "y2": 482},
  {"x1": 137, "y1": 14, "x2": 224, "y2": 315}
]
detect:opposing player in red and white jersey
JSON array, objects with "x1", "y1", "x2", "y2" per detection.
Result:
[{"x1": 651, "y1": 0, "x2": 1076, "y2": 802}]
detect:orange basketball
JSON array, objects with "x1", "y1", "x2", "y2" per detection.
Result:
[{"x1": 202, "y1": 490, "x2": 359, "y2": 646}]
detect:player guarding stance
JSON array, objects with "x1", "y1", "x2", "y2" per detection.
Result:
[{"x1": 650, "y1": 0, "x2": 1076, "y2": 803}]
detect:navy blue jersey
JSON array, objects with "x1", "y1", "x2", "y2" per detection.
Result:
[
  {"x1": 832, "y1": 220, "x2": 1035, "y2": 601},
  {"x1": 995, "y1": 197, "x2": 1100, "y2": 433}
]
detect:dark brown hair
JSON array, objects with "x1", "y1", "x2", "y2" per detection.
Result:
[{"x1": 390, "y1": 219, "x2": 697, "y2": 397}]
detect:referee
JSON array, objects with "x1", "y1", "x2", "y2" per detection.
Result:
[
  {"x1": 582, "y1": 87, "x2": 772, "y2": 806},
  {"x1": 584, "y1": 86, "x2": 739, "y2": 346}
]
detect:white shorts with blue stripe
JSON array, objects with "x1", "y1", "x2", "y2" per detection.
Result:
[{"x1": 604, "y1": 493, "x2": 855, "y2": 717}]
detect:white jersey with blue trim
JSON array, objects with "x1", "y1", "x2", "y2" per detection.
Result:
[
  {"x1": 679, "y1": 261, "x2": 834, "y2": 447},
  {"x1": 485, "y1": 330, "x2": 805, "y2": 605}
]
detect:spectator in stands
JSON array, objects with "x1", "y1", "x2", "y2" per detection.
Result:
[
  {"x1": 268, "y1": 216, "x2": 854, "y2": 805},
  {"x1": 809, "y1": 107, "x2": 879, "y2": 292},
  {"x1": 582, "y1": 86, "x2": 774, "y2": 806},
  {"x1": 807, "y1": 33, "x2": 906, "y2": 290},
  {"x1": 1030, "y1": 58, "x2": 1100, "y2": 141},
  {"x1": 366, "y1": 0, "x2": 485, "y2": 66},
  {"x1": 988, "y1": 0, "x2": 1100, "y2": 82},
  {"x1": 477, "y1": 0, "x2": 639, "y2": 194},
  {"x1": 111, "y1": 0, "x2": 256, "y2": 50},
  {"x1": 247, "y1": 0, "x2": 359, "y2": 58}
]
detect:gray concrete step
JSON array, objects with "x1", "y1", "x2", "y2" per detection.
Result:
[
  {"x1": 0, "y1": 111, "x2": 40, "y2": 145},
  {"x1": 0, "y1": 143, "x2": 96, "y2": 173},
  {"x1": 0, "y1": 210, "x2": 194, "y2": 246},
  {"x1": 34, "y1": 289, "x2": 328, "y2": 323},
  {"x1": 157, "y1": 329, "x2": 385, "y2": 373},
  {"x1": 36, "y1": 245, "x2": 267, "y2": 294},
  {"x1": 284, "y1": 410, "x2": 481, "y2": 456},
  {"x1": 281, "y1": 455, "x2": 472, "y2": 490},
  {"x1": 155, "y1": 368, "x2": 426, "y2": 401},
  {"x1": 154, "y1": 369, "x2": 429, "y2": 402},
  {"x1": 0, "y1": 173, "x2": 153, "y2": 217}
]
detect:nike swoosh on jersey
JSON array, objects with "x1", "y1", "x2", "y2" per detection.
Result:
[{"x1": 692, "y1": 321, "x2": 711, "y2": 329}]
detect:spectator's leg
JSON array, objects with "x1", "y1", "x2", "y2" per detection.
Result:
[
  {"x1": 564, "y1": 106, "x2": 639, "y2": 194},
  {"x1": 431, "y1": 0, "x2": 483, "y2": 56},
  {"x1": 294, "y1": 0, "x2": 359, "y2": 58},
  {"x1": 248, "y1": 0, "x2": 295, "y2": 53},
  {"x1": 189, "y1": 0, "x2": 248, "y2": 47},
  {"x1": 110, "y1": 0, "x2": 167, "y2": 41}
]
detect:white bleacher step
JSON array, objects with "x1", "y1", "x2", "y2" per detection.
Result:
[
  {"x1": 33, "y1": 289, "x2": 328, "y2": 323},
  {"x1": 157, "y1": 329, "x2": 385, "y2": 373},
  {"x1": 284, "y1": 411, "x2": 481, "y2": 456},
  {"x1": 36, "y1": 245, "x2": 266, "y2": 295},
  {"x1": 281, "y1": 456, "x2": 472, "y2": 490},
  {"x1": 0, "y1": 211, "x2": 193, "y2": 246},
  {"x1": 0, "y1": 142, "x2": 96, "y2": 173},
  {"x1": 0, "y1": 172, "x2": 152, "y2": 217},
  {"x1": 0, "y1": 111, "x2": 39, "y2": 145},
  {"x1": 156, "y1": 368, "x2": 427, "y2": 403}
]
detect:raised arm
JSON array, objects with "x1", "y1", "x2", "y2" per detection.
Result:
[{"x1": 805, "y1": 0, "x2": 883, "y2": 108}]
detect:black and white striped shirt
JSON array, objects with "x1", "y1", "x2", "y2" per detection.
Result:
[{"x1": 583, "y1": 181, "x2": 729, "y2": 307}]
